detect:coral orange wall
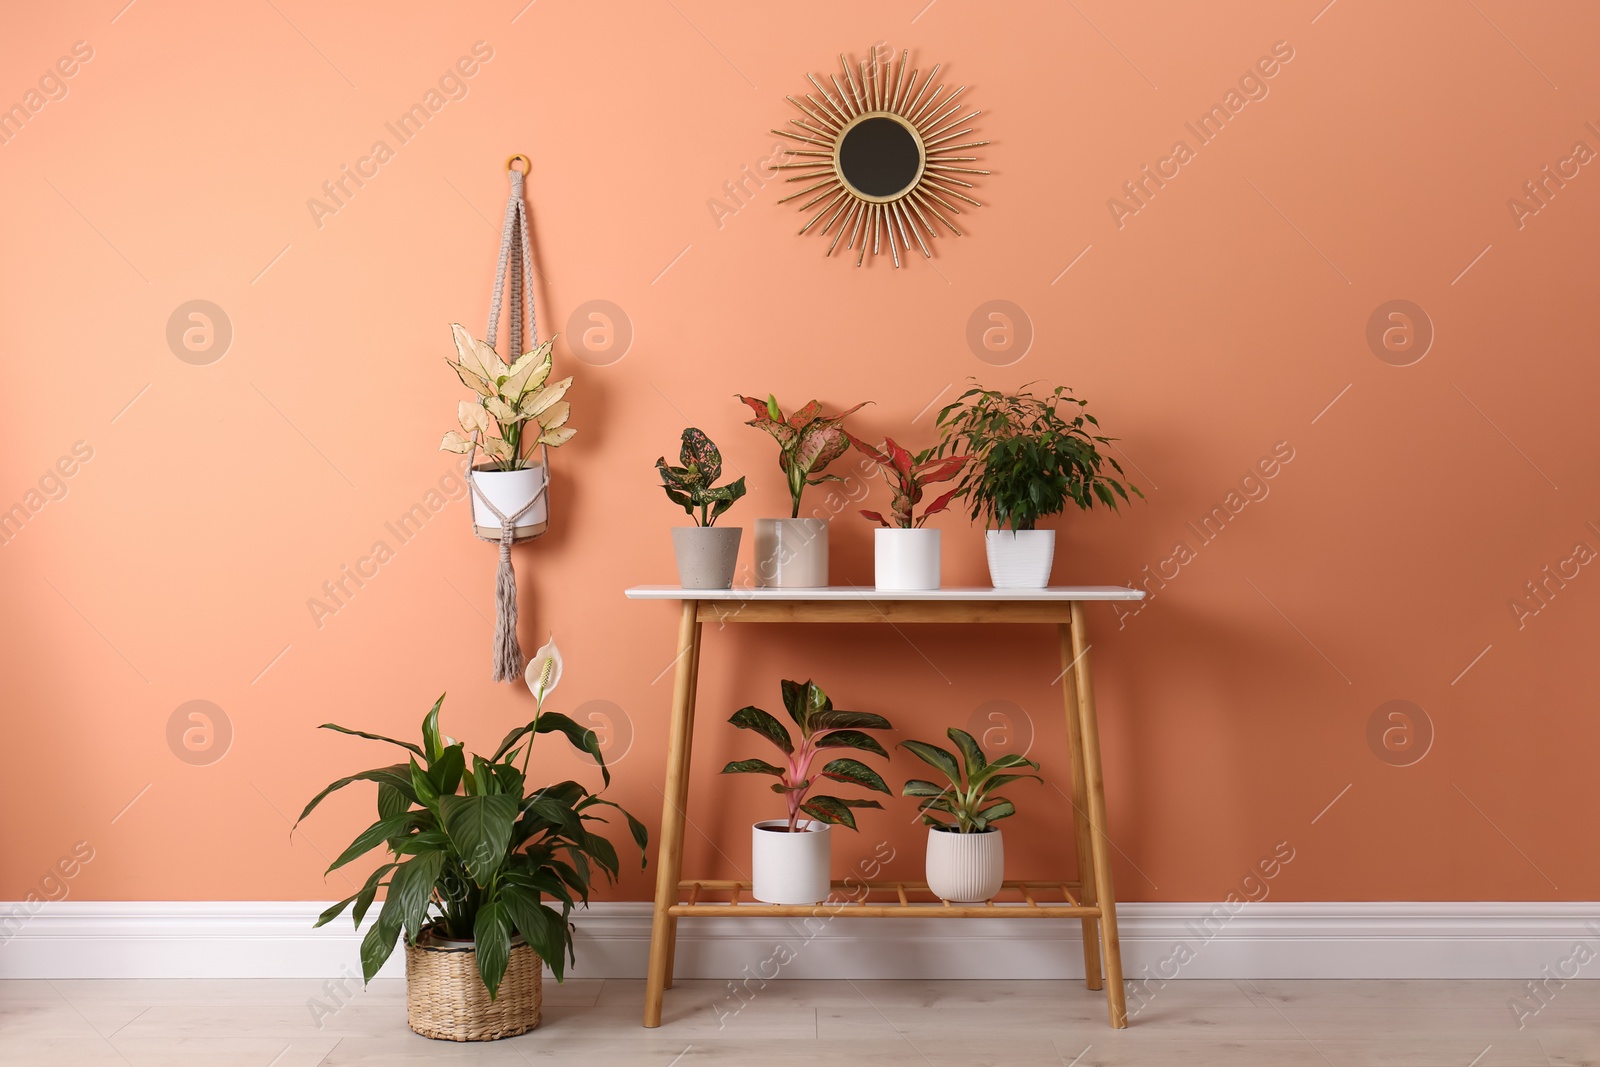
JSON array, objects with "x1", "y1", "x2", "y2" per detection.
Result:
[{"x1": 4, "y1": 1, "x2": 1598, "y2": 908}]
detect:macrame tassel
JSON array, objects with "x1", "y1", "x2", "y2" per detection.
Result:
[{"x1": 492, "y1": 525, "x2": 525, "y2": 682}]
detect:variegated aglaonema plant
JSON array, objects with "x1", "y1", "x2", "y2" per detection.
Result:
[
  {"x1": 440, "y1": 324, "x2": 574, "y2": 471},
  {"x1": 656, "y1": 427, "x2": 747, "y2": 527},
  {"x1": 900, "y1": 728, "x2": 1041, "y2": 833},
  {"x1": 721, "y1": 679, "x2": 893, "y2": 832},
  {"x1": 736, "y1": 394, "x2": 869, "y2": 518},
  {"x1": 845, "y1": 434, "x2": 969, "y2": 529}
]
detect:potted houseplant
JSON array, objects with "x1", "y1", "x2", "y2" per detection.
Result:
[
  {"x1": 936, "y1": 382, "x2": 1140, "y2": 588},
  {"x1": 441, "y1": 324, "x2": 575, "y2": 541},
  {"x1": 845, "y1": 434, "x2": 968, "y2": 591},
  {"x1": 900, "y1": 728, "x2": 1040, "y2": 903},
  {"x1": 296, "y1": 640, "x2": 647, "y2": 1042},
  {"x1": 656, "y1": 427, "x2": 747, "y2": 589},
  {"x1": 736, "y1": 394, "x2": 868, "y2": 588},
  {"x1": 721, "y1": 679, "x2": 893, "y2": 904}
]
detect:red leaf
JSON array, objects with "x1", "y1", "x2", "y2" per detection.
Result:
[
  {"x1": 845, "y1": 431, "x2": 891, "y2": 468},
  {"x1": 885, "y1": 437, "x2": 915, "y2": 479},
  {"x1": 922, "y1": 486, "x2": 962, "y2": 519},
  {"x1": 787, "y1": 399, "x2": 822, "y2": 427},
  {"x1": 912, "y1": 454, "x2": 968, "y2": 484},
  {"x1": 859, "y1": 510, "x2": 889, "y2": 526},
  {"x1": 736, "y1": 394, "x2": 777, "y2": 422}
]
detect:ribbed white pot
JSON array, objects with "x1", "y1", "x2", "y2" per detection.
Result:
[
  {"x1": 751, "y1": 820, "x2": 830, "y2": 904},
  {"x1": 754, "y1": 518, "x2": 829, "y2": 588},
  {"x1": 874, "y1": 528, "x2": 940, "y2": 590},
  {"x1": 985, "y1": 529, "x2": 1055, "y2": 588},
  {"x1": 470, "y1": 464, "x2": 548, "y2": 541},
  {"x1": 925, "y1": 826, "x2": 1005, "y2": 903}
]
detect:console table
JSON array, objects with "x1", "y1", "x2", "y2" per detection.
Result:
[{"x1": 624, "y1": 585, "x2": 1144, "y2": 1029}]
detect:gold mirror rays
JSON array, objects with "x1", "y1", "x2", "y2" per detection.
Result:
[{"x1": 773, "y1": 48, "x2": 990, "y2": 267}]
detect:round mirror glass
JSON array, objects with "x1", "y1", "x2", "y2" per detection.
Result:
[{"x1": 836, "y1": 116, "x2": 923, "y2": 200}]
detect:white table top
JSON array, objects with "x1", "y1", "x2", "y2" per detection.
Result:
[{"x1": 625, "y1": 585, "x2": 1144, "y2": 602}]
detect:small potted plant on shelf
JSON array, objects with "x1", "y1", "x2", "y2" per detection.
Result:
[
  {"x1": 656, "y1": 427, "x2": 747, "y2": 589},
  {"x1": 441, "y1": 324, "x2": 575, "y2": 541},
  {"x1": 936, "y1": 382, "x2": 1140, "y2": 588},
  {"x1": 736, "y1": 394, "x2": 868, "y2": 588},
  {"x1": 721, "y1": 678, "x2": 893, "y2": 904},
  {"x1": 900, "y1": 728, "x2": 1040, "y2": 903},
  {"x1": 297, "y1": 640, "x2": 647, "y2": 1042},
  {"x1": 845, "y1": 433, "x2": 968, "y2": 591}
]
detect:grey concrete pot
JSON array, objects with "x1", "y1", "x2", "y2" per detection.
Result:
[{"x1": 672, "y1": 526, "x2": 742, "y2": 589}]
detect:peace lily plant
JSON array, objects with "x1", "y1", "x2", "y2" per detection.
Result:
[{"x1": 298, "y1": 637, "x2": 647, "y2": 1023}]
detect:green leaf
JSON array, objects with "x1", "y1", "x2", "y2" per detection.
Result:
[
  {"x1": 819, "y1": 757, "x2": 891, "y2": 794},
  {"x1": 317, "y1": 723, "x2": 423, "y2": 757},
  {"x1": 898, "y1": 740, "x2": 961, "y2": 786},
  {"x1": 811, "y1": 709, "x2": 893, "y2": 732},
  {"x1": 971, "y1": 752, "x2": 1039, "y2": 786},
  {"x1": 295, "y1": 764, "x2": 416, "y2": 829},
  {"x1": 409, "y1": 757, "x2": 439, "y2": 809},
  {"x1": 947, "y1": 728, "x2": 986, "y2": 779},
  {"x1": 975, "y1": 772, "x2": 1041, "y2": 798},
  {"x1": 901, "y1": 778, "x2": 951, "y2": 799},
  {"x1": 721, "y1": 758, "x2": 786, "y2": 777},
  {"x1": 420, "y1": 694, "x2": 446, "y2": 763},
  {"x1": 391, "y1": 851, "x2": 445, "y2": 944},
  {"x1": 392, "y1": 830, "x2": 449, "y2": 856},
  {"x1": 350, "y1": 863, "x2": 396, "y2": 927},
  {"x1": 440, "y1": 793, "x2": 519, "y2": 884},
  {"x1": 499, "y1": 886, "x2": 568, "y2": 980},
  {"x1": 359, "y1": 887, "x2": 404, "y2": 982},
  {"x1": 727, "y1": 706, "x2": 794, "y2": 755},
  {"x1": 377, "y1": 783, "x2": 410, "y2": 821},
  {"x1": 326, "y1": 813, "x2": 415, "y2": 874},
  {"x1": 976, "y1": 798, "x2": 1016, "y2": 824},
  {"x1": 800, "y1": 794, "x2": 882, "y2": 831},
  {"x1": 814, "y1": 730, "x2": 888, "y2": 758},
  {"x1": 473, "y1": 901, "x2": 514, "y2": 999},
  {"x1": 581, "y1": 797, "x2": 649, "y2": 867},
  {"x1": 532, "y1": 712, "x2": 609, "y2": 787}
]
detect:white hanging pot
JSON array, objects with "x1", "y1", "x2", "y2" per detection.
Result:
[
  {"x1": 671, "y1": 526, "x2": 742, "y2": 589},
  {"x1": 751, "y1": 819, "x2": 831, "y2": 904},
  {"x1": 874, "y1": 528, "x2": 941, "y2": 590},
  {"x1": 925, "y1": 826, "x2": 1005, "y2": 903},
  {"x1": 754, "y1": 518, "x2": 829, "y2": 588},
  {"x1": 985, "y1": 529, "x2": 1055, "y2": 588},
  {"x1": 471, "y1": 463, "x2": 548, "y2": 542}
]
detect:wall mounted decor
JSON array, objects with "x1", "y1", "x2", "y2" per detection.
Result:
[{"x1": 773, "y1": 47, "x2": 990, "y2": 267}]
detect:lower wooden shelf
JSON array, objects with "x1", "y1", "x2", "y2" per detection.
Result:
[{"x1": 668, "y1": 879, "x2": 1097, "y2": 919}]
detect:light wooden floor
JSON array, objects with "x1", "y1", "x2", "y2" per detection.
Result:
[{"x1": 1, "y1": 977, "x2": 1595, "y2": 1065}]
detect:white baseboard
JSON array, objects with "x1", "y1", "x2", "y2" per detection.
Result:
[{"x1": 2, "y1": 901, "x2": 1597, "y2": 981}]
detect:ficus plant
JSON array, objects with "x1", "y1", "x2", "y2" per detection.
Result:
[
  {"x1": 845, "y1": 433, "x2": 969, "y2": 529},
  {"x1": 721, "y1": 679, "x2": 893, "y2": 832},
  {"x1": 296, "y1": 641, "x2": 647, "y2": 999},
  {"x1": 900, "y1": 728, "x2": 1041, "y2": 833},
  {"x1": 736, "y1": 394, "x2": 869, "y2": 518},
  {"x1": 440, "y1": 324, "x2": 574, "y2": 471},
  {"x1": 935, "y1": 381, "x2": 1141, "y2": 531},
  {"x1": 656, "y1": 427, "x2": 747, "y2": 527}
]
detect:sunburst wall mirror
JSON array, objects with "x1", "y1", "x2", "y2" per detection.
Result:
[{"x1": 773, "y1": 47, "x2": 989, "y2": 267}]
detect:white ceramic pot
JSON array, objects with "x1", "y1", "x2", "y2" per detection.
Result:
[
  {"x1": 470, "y1": 464, "x2": 548, "y2": 541},
  {"x1": 874, "y1": 527, "x2": 941, "y2": 590},
  {"x1": 925, "y1": 826, "x2": 1004, "y2": 902},
  {"x1": 985, "y1": 529, "x2": 1055, "y2": 588},
  {"x1": 751, "y1": 819, "x2": 831, "y2": 904},
  {"x1": 754, "y1": 518, "x2": 829, "y2": 588},
  {"x1": 671, "y1": 526, "x2": 741, "y2": 589}
]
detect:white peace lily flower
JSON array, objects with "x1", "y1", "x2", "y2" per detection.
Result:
[{"x1": 525, "y1": 636, "x2": 563, "y2": 707}]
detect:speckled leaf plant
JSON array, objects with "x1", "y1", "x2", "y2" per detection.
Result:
[
  {"x1": 441, "y1": 324, "x2": 574, "y2": 471},
  {"x1": 736, "y1": 394, "x2": 869, "y2": 518},
  {"x1": 721, "y1": 679, "x2": 893, "y2": 832},
  {"x1": 845, "y1": 433, "x2": 969, "y2": 529},
  {"x1": 656, "y1": 427, "x2": 747, "y2": 527}
]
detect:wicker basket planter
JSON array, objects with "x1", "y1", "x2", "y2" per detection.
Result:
[{"x1": 405, "y1": 929, "x2": 542, "y2": 1041}]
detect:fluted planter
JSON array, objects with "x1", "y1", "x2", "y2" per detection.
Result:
[{"x1": 924, "y1": 826, "x2": 1004, "y2": 903}]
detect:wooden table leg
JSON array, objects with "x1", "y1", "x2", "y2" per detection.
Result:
[
  {"x1": 1068, "y1": 601, "x2": 1128, "y2": 1028},
  {"x1": 644, "y1": 600, "x2": 702, "y2": 1028},
  {"x1": 660, "y1": 612, "x2": 703, "y2": 991},
  {"x1": 1058, "y1": 622, "x2": 1103, "y2": 992}
]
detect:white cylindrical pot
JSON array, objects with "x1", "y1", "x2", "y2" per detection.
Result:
[
  {"x1": 874, "y1": 527, "x2": 941, "y2": 590},
  {"x1": 754, "y1": 518, "x2": 829, "y2": 588},
  {"x1": 925, "y1": 826, "x2": 1005, "y2": 903},
  {"x1": 671, "y1": 526, "x2": 742, "y2": 589},
  {"x1": 985, "y1": 529, "x2": 1055, "y2": 589},
  {"x1": 751, "y1": 820, "x2": 831, "y2": 904},
  {"x1": 470, "y1": 464, "x2": 548, "y2": 542}
]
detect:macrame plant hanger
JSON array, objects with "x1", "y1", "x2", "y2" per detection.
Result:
[{"x1": 467, "y1": 154, "x2": 550, "y2": 684}]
